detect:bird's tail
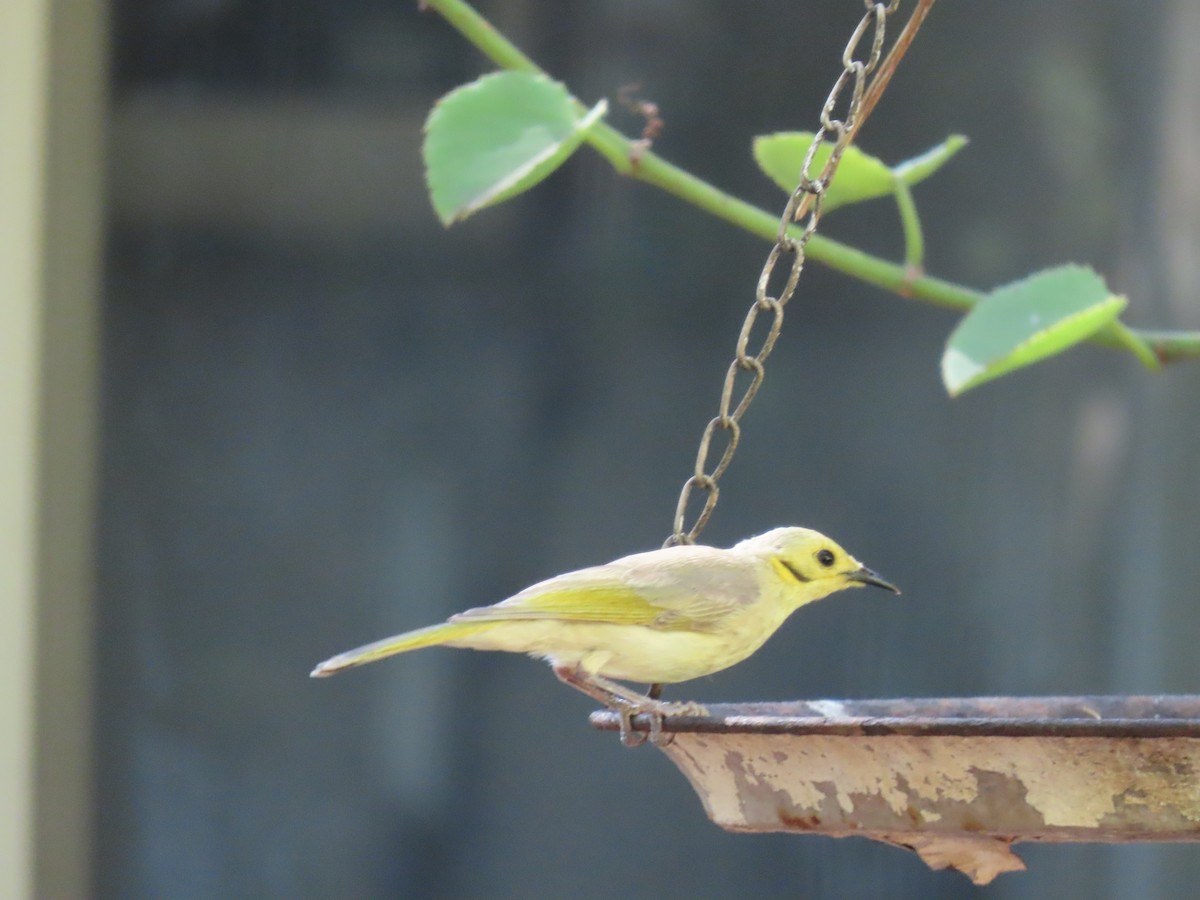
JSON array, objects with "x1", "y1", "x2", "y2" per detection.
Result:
[{"x1": 310, "y1": 620, "x2": 495, "y2": 677}]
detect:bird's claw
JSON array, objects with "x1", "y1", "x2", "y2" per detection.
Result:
[
  {"x1": 615, "y1": 699, "x2": 709, "y2": 748},
  {"x1": 616, "y1": 705, "x2": 649, "y2": 748}
]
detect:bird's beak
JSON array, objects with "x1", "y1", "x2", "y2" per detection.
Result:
[{"x1": 847, "y1": 566, "x2": 901, "y2": 594}]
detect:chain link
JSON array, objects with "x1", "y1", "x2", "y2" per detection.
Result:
[{"x1": 666, "y1": 2, "x2": 899, "y2": 548}]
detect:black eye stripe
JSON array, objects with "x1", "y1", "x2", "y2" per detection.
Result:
[{"x1": 780, "y1": 559, "x2": 812, "y2": 583}]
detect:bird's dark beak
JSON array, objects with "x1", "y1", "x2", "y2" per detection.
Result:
[{"x1": 847, "y1": 566, "x2": 901, "y2": 594}]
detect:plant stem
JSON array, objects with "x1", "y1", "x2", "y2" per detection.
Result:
[
  {"x1": 424, "y1": 0, "x2": 540, "y2": 74},
  {"x1": 893, "y1": 179, "x2": 925, "y2": 273},
  {"x1": 421, "y1": 0, "x2": 1200, "y2": 365}
]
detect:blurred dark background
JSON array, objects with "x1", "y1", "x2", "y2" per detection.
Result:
[{"x1": 97, "y1": 1, "x2": 1200, "y2": 897}]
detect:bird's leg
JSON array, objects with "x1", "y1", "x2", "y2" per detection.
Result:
[
  {"x1": 587, "y1": 672, "x2": 710, "y2": 719},
  {"x1": 552, "y1": 664, "x2": 646, "y2": 746},
  {"x1": 577, "y1": 671, "x2": 709, "y2": 717},
  {"x1": 646, "y1": 683, "x2": 663, "y2": 700},
  {"x1": 552, "y1": 665, "x2": 709, "y2": 748},
  {"x1": 552, "y1": 663, "x2": 627, "y2": 706}
]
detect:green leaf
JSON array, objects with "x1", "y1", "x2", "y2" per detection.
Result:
[
  {"x1": 942, "y1": 265, "x2": 1126, "y2": 396},
  {"x1": 424, "y1": 71, "x2": 607, "y2": 225},
  {"x1": 753, "y1": 132, "x2": 893, "y2": 212},
  {"x1": 892, "y1": 135, "x2": 969, "y2": 187}
]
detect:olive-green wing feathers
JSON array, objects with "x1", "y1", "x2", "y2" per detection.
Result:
[{"x1": 450, "y1": 546, "x2": 760, "y2": 633}]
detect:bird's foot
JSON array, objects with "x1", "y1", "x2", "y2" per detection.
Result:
[
  {"x1": 616, "y1": 698, "x2": 710, "y2": 748},
  {"x1": 658, "y1": 699, "x2": 710, "y2": 718},
  {"x1": 615, "y1": 704, "x2": 649, "y2": 748},
  {"x1": 551, "y1": 664, "x2": 708, "y2": 748}
]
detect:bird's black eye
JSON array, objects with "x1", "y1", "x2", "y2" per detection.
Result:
[{"x1": 816, "y1": 548, "x2": 835, "y2": 567}]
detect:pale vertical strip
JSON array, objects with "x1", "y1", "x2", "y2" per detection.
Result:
[
  {"x1": 32, "y1": 0, "x2": 106, "y2": 894},
  {"x1": 0, "y1": 0, "x2": 50, "y2": 895},
  {"x1": 0, "y1": 0, "x2": 49, "y2": 895},
  {"x1": 0, "y1": 0, "x2": 104, "y2": 896}
]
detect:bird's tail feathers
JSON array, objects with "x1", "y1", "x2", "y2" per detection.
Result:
[{"x1": 310, "y1": 620, "x2": 493, "y2": 677}]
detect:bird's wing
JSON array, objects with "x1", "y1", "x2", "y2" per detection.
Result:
[{"x1": 450, "y1": 546, "x2": 761, "y2": 633}]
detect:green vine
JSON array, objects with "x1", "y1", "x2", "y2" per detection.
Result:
[{"x1": 422, "y1": 0, "x2": 1200, "y2": 368}]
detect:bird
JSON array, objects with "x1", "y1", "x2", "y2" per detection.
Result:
[{"x1": 311, "y1": 526, "x2": 899, "y2": 744}]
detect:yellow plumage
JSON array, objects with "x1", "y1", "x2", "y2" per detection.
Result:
[{"x1": 311, "y1": 526, "x2": 898, "y2": 731}]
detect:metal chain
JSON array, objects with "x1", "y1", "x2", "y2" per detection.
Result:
[{"x1": 666, "y1": 0, "x2": 900, "y2": 548}]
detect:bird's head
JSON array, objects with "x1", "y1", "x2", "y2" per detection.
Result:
[{"x1": 735, "y1": 526, "x2": 900, "y2": 608}]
